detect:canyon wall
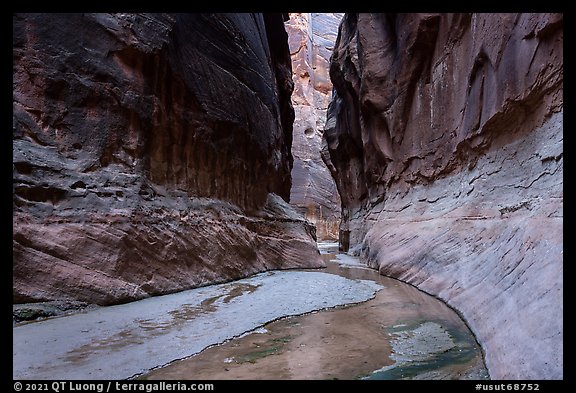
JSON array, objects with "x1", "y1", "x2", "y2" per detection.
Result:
[
  {"x1": 323, "y1": 13, "x2": 563, "y2": 379},
  {"x1": 13, "y1": 13, "x2": 323, "y2": 306},
  {"x1": 285, "y1": 13, "x2": 342, "y2": 240}
]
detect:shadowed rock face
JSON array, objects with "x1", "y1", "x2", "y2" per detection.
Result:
[
  {"x1": 13, "y1": 13, "x2": 324, "y2": 306},
  {"x1": 285, "y1": 13, "x2": 343, "y2": 240},
  {"x1": 323, "y1": 13, "x2": 563, "y2": 379}
]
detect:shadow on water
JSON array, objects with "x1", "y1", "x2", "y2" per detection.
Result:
[{"x1": 144, "y1": 242, "x2": 489, "y2": 380}]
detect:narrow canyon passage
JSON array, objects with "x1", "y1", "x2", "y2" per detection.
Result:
[{"x1": 13, "y1": 12, "x2": 562, "y2": 381}]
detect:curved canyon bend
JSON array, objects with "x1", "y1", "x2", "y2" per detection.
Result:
[
  {"x1": 144, "y1": 243, "x2": 489, "y2": 380},
  {"x1": 13, "y1": 13, "x2": 562, "y2": 381},
  {"x1": 13, "y1": 243, "x2": 488, "y2": 380}
]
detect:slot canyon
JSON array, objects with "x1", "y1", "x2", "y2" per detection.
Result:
[{"x1": 13, "y1": 13, "x2": 562, "y2": 381}]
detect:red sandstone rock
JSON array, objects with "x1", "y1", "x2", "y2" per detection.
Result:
[
  {"x1": 13, "y1": 13, "x2": 323, "y2": 306},
  {"x1": 285, "y1": 13, "x2": 342, "y2": 240},
  {"x1": 323, "y1": 13, "x2": 563, "y2": 379}
]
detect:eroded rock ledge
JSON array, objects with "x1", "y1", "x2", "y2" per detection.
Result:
[
  {"x1": 323, "y1": 13, "x2": 563, "y2": 379},
  {"x1": 13, "y1": 13, "x2": 323, "y2": 306}
]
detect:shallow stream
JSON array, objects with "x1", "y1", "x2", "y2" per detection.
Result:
[{"x1": 144, "y1": 242, "x2": 489, "y2": 380}]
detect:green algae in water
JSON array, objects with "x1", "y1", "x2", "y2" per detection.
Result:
[
  {"x1": 364, "y1": 346, "x2": 477, "y2": 380},
  {"x1": 234, "y1": 346, "x2": 283, "y2": 364},
  {"x1": 363, "y1": 320, "x2": 486, "y2": 380},
  {"x1": 270, "y1": 336, "x2": 294, "y2": 344},
  {"x1": 233, "y1": 335, "x2": 294, "y2": 364}
]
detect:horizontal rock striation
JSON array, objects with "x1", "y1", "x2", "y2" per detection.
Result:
[
  {"x1": 323, "y1": 13, "x2": 563, "y2": 379},
  {"x1": 13, "y1": 13, "x2": 323, "y2": 306}
]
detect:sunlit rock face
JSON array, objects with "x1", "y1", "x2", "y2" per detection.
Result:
[
  {"x1": 285, "y1": 13, "x2": 343, "y2": 240},
  {"x1": 13, "y1": 13, "x2": 324, "y2": 306},
  {"x1": 323, "y1": 13, "x2": 562, "y2": 379}
]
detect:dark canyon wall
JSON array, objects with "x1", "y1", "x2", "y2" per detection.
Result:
[
  {"x1": 323, "y1": 13, "x2": 563, "y2": 379},
  {"x1": 13, "y1": 13, "x2": 323, "y2": 306},
  {"x1": 285, "y1": 13, "x2": 342, "y2": 240}
]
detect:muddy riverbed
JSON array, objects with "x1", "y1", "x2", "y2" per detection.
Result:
[
  {"x1": 13, "y1": 253, "x2": 381, "y2": 380},
  {"x1": 14, "y1": 242, "x2": 488, "y2": 380},
  {"x1": 144, "y1": 243, "x2": 489, "y2": 380}
]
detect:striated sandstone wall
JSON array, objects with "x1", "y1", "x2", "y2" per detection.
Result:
[
  {"x1": 285, "y1": 13, "x2": 343, "y2": 240},
  {"x1": 323, "y1": 13, "x2": 562, "y2": 379},
  {"x1": 13, "y1": 13, "x2": 323, "y2": 306}
]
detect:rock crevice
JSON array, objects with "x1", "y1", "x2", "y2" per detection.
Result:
[{"x1": 285, "y1": 13, "x2": 343, "y2": 240}]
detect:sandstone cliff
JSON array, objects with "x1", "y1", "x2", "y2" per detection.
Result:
[
  {"x1": 323, "y1": 13, "x2": 563, "y2": 379},
  {"x1": 285, "y1": 13, "x2": 342, "y2": 240},
  {"x1": 13, "y1": 13, "x2": 323, "y2": 306}
]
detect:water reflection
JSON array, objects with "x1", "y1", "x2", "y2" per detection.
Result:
[{"x1": 144, "y1": 243, "x2": 489, "y2": 380}]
